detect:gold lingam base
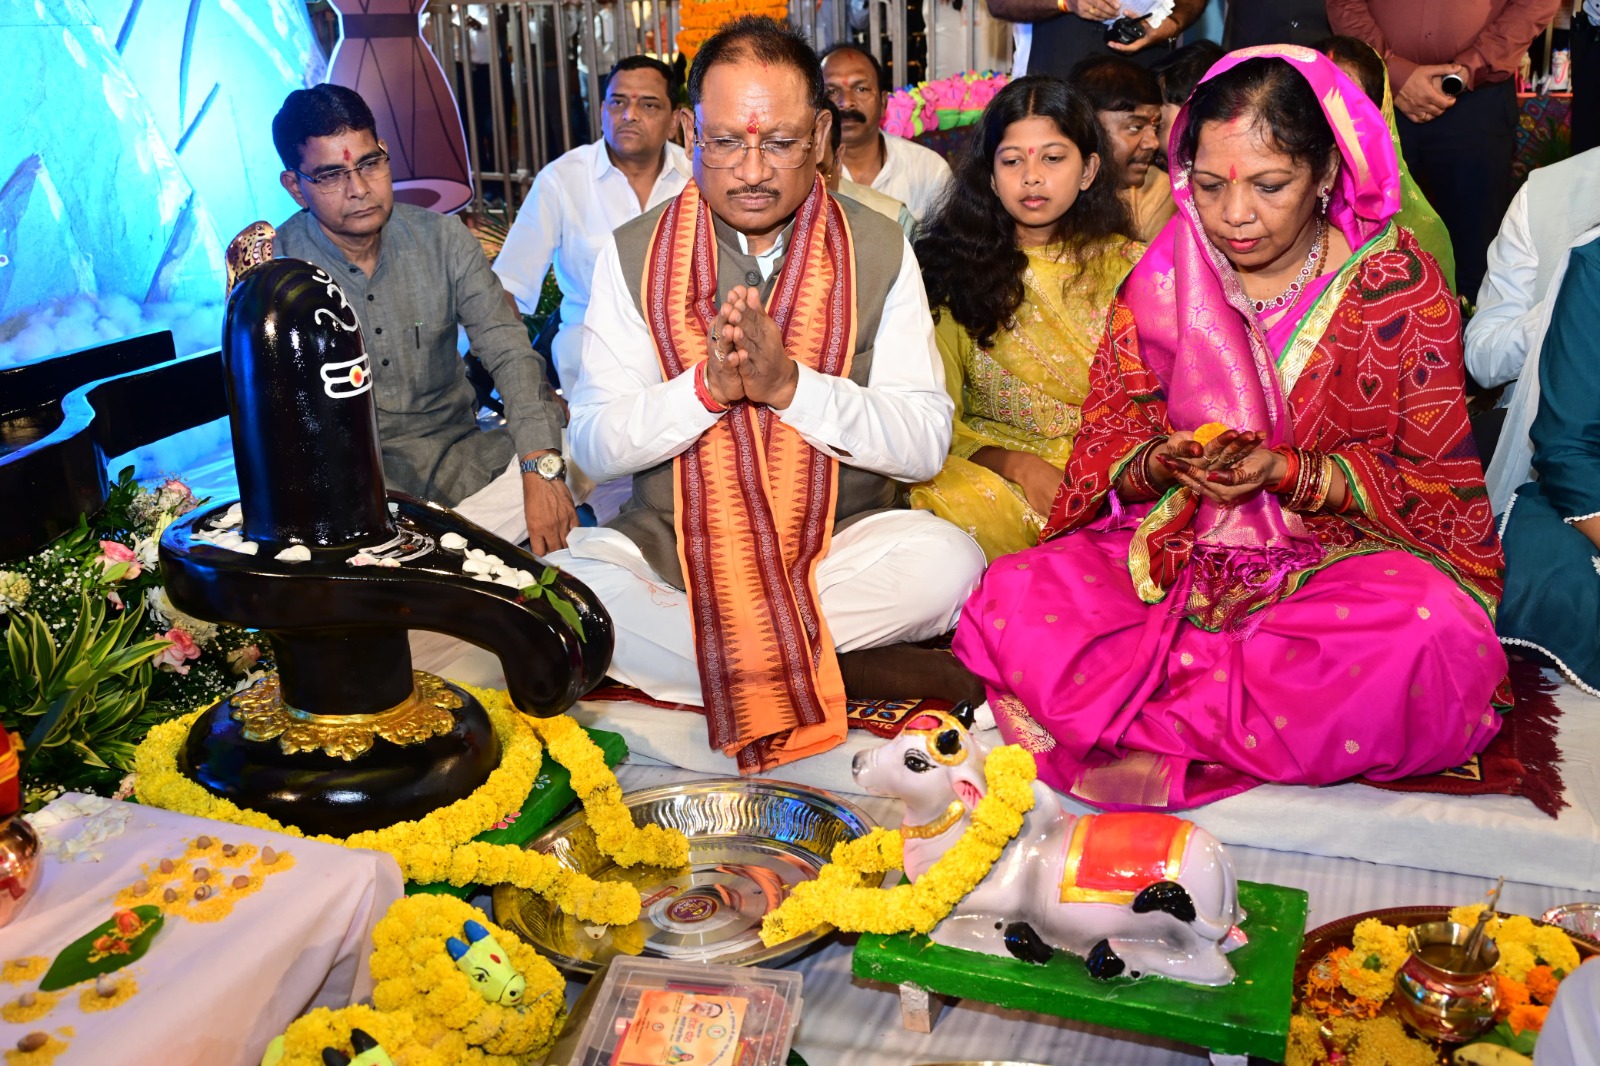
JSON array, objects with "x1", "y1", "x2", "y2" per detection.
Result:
[{"x1": 231, "y1": 671, "x2": 462, "y2": 761}]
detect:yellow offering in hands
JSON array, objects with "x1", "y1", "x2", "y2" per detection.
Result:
[{"x1": 1193, "y1": 423, "x2": 1228, "y2": 446}]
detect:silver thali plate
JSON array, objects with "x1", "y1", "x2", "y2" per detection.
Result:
[{"x1": 492, "y1": 777, "x2": 887, "y2": 975}]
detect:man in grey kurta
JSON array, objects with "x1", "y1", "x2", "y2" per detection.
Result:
[{"x1": 271, "y1": 84, "x2": 575, "y2": 554}]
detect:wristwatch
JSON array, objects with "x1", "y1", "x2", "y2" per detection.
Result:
[{"x1": 519, "y1": 452, "x2": 567, "y2": 481}]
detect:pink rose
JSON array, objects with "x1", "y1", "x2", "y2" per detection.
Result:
[
  {"x1": 157, "y1": 478, "x2": 198, "y2": 516},
  {"x1": 95, "y1": 540, "x2": 141, "y2": 581},
  {"x1": 155, "y1": 627, "x2": 202, "y2": 674}
]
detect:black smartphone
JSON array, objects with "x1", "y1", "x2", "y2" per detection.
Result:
[
  {"x1": 1440, "y1": 73, "x2": 1465, "y2": 97},
  {"x1": 1104, "y1": 16, "x2": 1147, "y2": 45}
]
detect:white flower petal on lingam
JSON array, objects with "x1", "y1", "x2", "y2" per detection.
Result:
[
  {"x1": 218, "y1": 503, "x2": 243, "y2": 529},
  {"x1": 274, "y1": 545, "x2": 311, "y2": 563},
  {"x1": 439, "y1": 532, "x2": 468, "y2": 551},
  {"x1": 235, "y1": 542, "x2": 259, "y2": 555}
]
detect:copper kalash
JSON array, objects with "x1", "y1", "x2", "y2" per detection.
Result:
[{"x1": 158, "y1": 224, "x2": 611, "y2": 836}]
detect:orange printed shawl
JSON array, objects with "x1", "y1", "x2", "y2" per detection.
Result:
[{"x1": 641, "y1": 178, "x2": 857, "y2": 773}]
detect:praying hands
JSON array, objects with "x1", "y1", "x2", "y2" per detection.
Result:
[{"x1": 703, "y1": 286, "x2": 801, "y2": 409}]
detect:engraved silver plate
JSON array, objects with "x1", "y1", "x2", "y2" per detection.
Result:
[{"x1": 493, "y1": 778, "x2": 886, "y2": 974}]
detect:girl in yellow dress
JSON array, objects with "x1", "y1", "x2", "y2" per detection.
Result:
[{"x1": 912, "y1": 76, "x2": 1143, "y2": 561}]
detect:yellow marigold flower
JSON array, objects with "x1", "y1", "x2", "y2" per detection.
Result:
[
  {"x1": 133, "y1": 687, "x2": 662, "y2": 926},
  {"x1": 760, "y1": 744, "x2": 1037, "y2": 946},
  {"x1": 1337, "y1": 919, "x2": 1409, "y2": 1004}
]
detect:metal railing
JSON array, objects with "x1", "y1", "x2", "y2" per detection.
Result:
[{"x1": 422, "y1": 0, "x2": 997, "y2": 213}]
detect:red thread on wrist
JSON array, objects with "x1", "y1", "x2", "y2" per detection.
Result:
[{"x1": 694, "y1": 361, "x2": 729, "y2": 414}]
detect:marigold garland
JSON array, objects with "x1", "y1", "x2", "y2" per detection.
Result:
[
  {"x1": 533, "y1": 714, "x2": 689, "y2": 869},
  {"x1": 759, "y1": 745, "x2": 1035, "y2": 946},
  {"x1": 676, "y1": 0, "x2": 787, "y2": 60},
  {"x1": 132, "y1": 684, "x2": 685, "y2": 927}
]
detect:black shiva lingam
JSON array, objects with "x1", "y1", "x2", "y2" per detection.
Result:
[{"x1": 157, "y1": 224, "x2": 612, "y2": 836}]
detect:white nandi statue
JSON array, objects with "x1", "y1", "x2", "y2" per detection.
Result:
[{"x1": 852, "y1": 706, "x2": 1246, "y2": 985}]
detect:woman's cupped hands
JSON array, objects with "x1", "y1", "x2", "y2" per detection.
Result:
[{"x1": 1152, "y1": 427, "x2": 1287, "y2": 506}]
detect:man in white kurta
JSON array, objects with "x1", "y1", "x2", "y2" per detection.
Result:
[
  {"x1": 549, "y1": 19, "x2": 984, "y2": 743},
  {"x1": 1465, "y1": 146, "x2": 1600, "y2": 395},
  {"x1": 493, "y1": 55, "x2": 691, "y2": 390},
  {"x1": 821, "y1": 44, "x2": 954, "y2": 222}
]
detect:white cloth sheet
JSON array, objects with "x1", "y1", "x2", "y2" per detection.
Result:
[
  {"x1": 840, "y1": 133, "x2": 954, "y2": 223},
  {"x1": 492, "y1": 137, "x2": 691, "y2": 389},
  {"x1": 547, "y1": 511, "x2": 984, "y2": 705},
  {"x1": 422, "y1": 631, "x2": 1600, "y2": 893},
  {"x1": 0, "y1": 795, "x2": 403, "y2": 1066}
]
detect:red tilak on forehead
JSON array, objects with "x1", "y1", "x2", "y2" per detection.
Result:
[
  {"x1": 746, "y1": 115, "x2": 759, "y2": 134},
  {"x1": 1228, "y1": 164, "x2": 1237, "y2": 183},
  {"x1": 343, "y1": 148, "x2": 352, "y2": 161},
  {"x1": 1027, "y1": 146, "x2": 1035, "y2": 156}
]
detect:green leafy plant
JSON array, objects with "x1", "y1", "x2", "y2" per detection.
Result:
[
  {"x1": 1, "y1": 595, "x2": 173, "y2": 795},
  {"x1": 0, "y1": 468, "x2": 262, "y2": 805},
  {"x1": 520, "y1": 566, "x2": 586, "y2": 642}
]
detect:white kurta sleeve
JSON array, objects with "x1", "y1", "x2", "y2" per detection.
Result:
[
  {"x1": 776, "y1": 234, "x2": 953, "y2": 483},
  {"x1": 493, "y1": 168, "x2": 564, "y2": 315},
  {"x1": 567, "y1": 238, "x2": 722, "y2": 482},
  {"x1": 1465, "y1": 186, "x2": 1540, "y2": 390}
]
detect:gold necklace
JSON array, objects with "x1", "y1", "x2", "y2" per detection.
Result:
[{"x1": 900, "y1": 800, "x2": 966, "y2": 839}]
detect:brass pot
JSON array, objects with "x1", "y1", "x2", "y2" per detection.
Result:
[
  {"x1": 0, "y1": 815, "x2": 40, "y2": 928},
  {"x1": 1391, "y1": 920, "x2": 1499, "y2": 1043}
]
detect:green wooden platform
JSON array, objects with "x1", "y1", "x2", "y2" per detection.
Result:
[
  {"x1": 407, "y1": 727, "x2": 628, "y2": 898},
  {"x1": 851, "y1": 879, "x2": 1309, "y2": 1062}
]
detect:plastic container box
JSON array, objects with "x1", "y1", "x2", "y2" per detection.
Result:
[{"x1": 558, "y1": 956, "x2": 804, "y2": 1066}]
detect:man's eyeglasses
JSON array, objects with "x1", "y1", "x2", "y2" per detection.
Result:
[
  {"x1": 694, "y1": 132, "x2": 815, "y2": 169},
  {"x1": 289, "y1": 152, "x2": 392, "y2": 192}
]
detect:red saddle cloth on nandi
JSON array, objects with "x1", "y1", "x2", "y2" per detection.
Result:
[{"x1": 1059, "y1": 813, "x2": 1193, "y2": 904}]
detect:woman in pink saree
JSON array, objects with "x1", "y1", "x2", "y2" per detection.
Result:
[{"x1": 954, "y1": 47, "x2": 1508, "y2": 812}]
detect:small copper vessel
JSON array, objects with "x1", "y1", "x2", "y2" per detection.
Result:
[
  {"x1": 1391, "y1": 920, "x2": 1499, "y2": 1043},
  {"x1": 0, "y1": 815, "x2": 40, "y2": 928}
]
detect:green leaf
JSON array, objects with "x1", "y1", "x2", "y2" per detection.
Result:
[
  {"x1": 1480, "y1": 1022, "x2": 1541, "y2": 1055},
  {"x1": 546, "y1": 592, "x2": 586, "y2": 642},
  {"x1": 39, "y1": 905, "x2": 164, "y2": 991}
]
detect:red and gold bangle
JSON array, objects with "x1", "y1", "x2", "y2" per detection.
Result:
[
  {"x1": 693, "y1": 361, "x2": 729, "y2": 414},
  {"x1": 1120, "y1": 436, "x2": 1166, "y2": 501},
  {"x1": 1269, "y1": 447, "x2": 1300, "y2": 495}
]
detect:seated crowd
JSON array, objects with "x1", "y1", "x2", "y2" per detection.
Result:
[{"x1": 267, "y1": 17, "x2": 1599, "y2": 813}]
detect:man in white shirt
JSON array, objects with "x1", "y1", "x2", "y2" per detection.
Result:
[
  {"x1": 820, "y1": 43, "x2": 954, "y2": 222},
  {"x1": 1465, "y1": 146, "x2": 1600, "y2": 393},
  {"x1": 493, "y1": 55, "x2": 691, "y2": 391},
  {"x1": 552, "y1": 16, "x2": 985, "y2": 773},
  {"x1": 819, "y1": 99, "x2": 916, "y2": 238}
]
